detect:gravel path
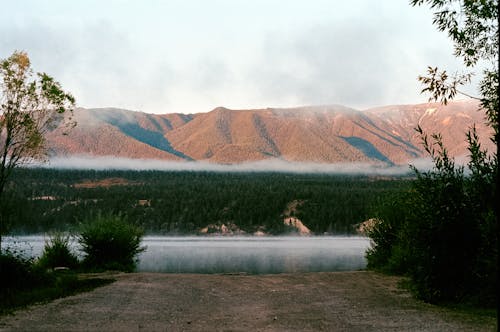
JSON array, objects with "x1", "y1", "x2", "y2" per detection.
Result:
[{"x1": 0, "y1": 271, "x2": 496, "y2": 331}]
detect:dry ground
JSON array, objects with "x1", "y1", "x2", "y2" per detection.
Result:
[{"x1": 0, "y1": 271, "x2": 496, "y2": 331}]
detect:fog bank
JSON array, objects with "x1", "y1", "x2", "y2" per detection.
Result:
[
  {"x1": 3, "y1": 236, "x2": 370, "y2": 274},
  {"x1": 38, "y1": 156, "x2": 441, "y2": 175}
]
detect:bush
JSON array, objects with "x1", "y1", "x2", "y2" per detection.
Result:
[
  {"x1": 1, "y1": 249, "x2": 36, "y2": 292},
  {"x1": 366, "y1": 130, "x2": 497, "y2": 307},
  {"x1": 0, "y1": 248, "x2": 54, "y2": 311},
  {"x1": 0, "y1": 247, "x2": 114, "y2": 314},
  {"x1": 37, "y1": 233, "x2": 79, "y2": 270},
  {"x1": 78, "y1": 213, "x2": 145, "y2": 272},
  {"x1": 365, "y1": 194, "x2": 411, "y2": 274}
]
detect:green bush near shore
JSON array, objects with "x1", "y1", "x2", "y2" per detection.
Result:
[
  {"x1": 0, "y1": 249, "x2": 114, "y2": 315},
  {"x1": 366, "y1": 140, "x2": 497, "y2": 307},
  {"x1": 1, "y1": 213, "x2": 144, "y2": 314},
  {"x1": 37, "y1": 233, "x2": 79, "y2": 270},
  {"x1": 78, "y1": 213, "x2": 145, "y2": 272}
]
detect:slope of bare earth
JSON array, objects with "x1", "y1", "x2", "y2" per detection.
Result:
[
  {"x1": 46, "y1": 99, "x2": 494, "y2": 164},
  {"x1": 165, "y1": 105, "x2": 421, "y2": 164},
  {"x1": 0, "y1": 272, "x2": 495, "y2": 331},
  {"x1": 365, "y1": 99, "x2": 495, "y2": 158},
  {"x1": 46, "y1": 108, "x2": 194, "y2": 160}
]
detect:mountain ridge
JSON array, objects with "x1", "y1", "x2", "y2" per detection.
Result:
[{"x1": 46, "y1": 99, "x2": 494, "y2": 165}]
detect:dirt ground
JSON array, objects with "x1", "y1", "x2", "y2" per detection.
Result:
[{"x1": 0, "y1": 271, "x2": 496, "y2": 331}]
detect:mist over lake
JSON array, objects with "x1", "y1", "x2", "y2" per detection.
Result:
[{"x1": 4, "y1": 236, "x2": 370, "y2": 274}]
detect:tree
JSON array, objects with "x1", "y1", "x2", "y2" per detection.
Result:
[
  {"x1": 410, "y1": 0, "x2": 499, "y2": 273},
  {"x1": 366, "y1": 0, "x2": 498, "y2": 306},
  {"x1": 413, "y1": 0, "x2": 498, "y2": 303},
  {"x1": 411, "y1": 0, "x2": 498, "y2": 154},
  {"x1": 0, "y1": 51, "x2": 76, "y2": 249}
]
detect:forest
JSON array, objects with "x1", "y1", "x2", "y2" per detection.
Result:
[{"x1": 1, "y1": 168, "x2": 411, "y2": 235}]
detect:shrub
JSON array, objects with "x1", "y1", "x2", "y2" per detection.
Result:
[
  {"x1": 366, "y1": 130, "x2": 497, "y2": 306},
  {"x1": 0, "y1": 247, "x2": 114, "y2": 314},
  {"x1": 78, "y1": 213, "x2": 145, "y2": 272},
  {"x1": 0, "y1": 248, "x2": 55, "y2": 310},
  {"x1": 37, "y1": 233, "x2": 79, "y2": 270},
  {"x1": 0, "y1": 249, "x2": 35, "y2": 292},
  {"x1": 365, "y1": 194, "x2": 411, "y2": 274}
]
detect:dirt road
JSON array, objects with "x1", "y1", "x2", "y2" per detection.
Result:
[{"x1": 0, "y1": 271, "x2": 495, "y2": 331}]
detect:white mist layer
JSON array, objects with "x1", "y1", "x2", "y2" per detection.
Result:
[
  {"x1": 39, "y1": 155, "x2": 441, "y2": 175},
  {"x1": 138, "y1": 236, "x2": 370, "y2": 273},
  {"x1": 3, "y1": 236, "x2": 370, "y2": 274}
]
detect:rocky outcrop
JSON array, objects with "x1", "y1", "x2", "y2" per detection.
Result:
[
  {"x1": 199, "y1": 223, "x2": 246, "y2": 235},
  {"x1": 283, "y1": 217, "x2": 311, "y2": 235},
  {"x1": 282, "y1": 200, "x2": 311, "y2": 235},
  {"x1": 356, "y1": 218, "x2": 381, "y2": 235}
]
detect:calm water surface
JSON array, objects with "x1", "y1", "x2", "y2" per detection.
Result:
[{"x1": 3, "y1": 236, "x2": 370, "y2": 274}]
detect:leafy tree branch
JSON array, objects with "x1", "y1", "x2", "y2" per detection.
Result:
[{"x1": 0, "y1": 51, "x2": 76, "y2": 248}]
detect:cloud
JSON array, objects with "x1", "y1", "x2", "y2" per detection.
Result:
[
  {"x1": 247, "y1": 20, "x2": 461, "y2": 110},
  {"x1": 0, "y1": 20, "x2": 175, "y2": 113},
  {"x1": 38, "y1": 155, "x2": 439, "y2": 175},
  {"x1": 1, "y1": 1, "x2": 481, "y2": 114}
]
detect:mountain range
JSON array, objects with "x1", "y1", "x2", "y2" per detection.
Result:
[{"x1": 46, "y1": 99, "x2": 494, "y2": 165}]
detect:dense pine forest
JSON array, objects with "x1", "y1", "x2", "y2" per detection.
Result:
[{"x1": 1, "y1": 168, "x2": 411, "y2": 235}]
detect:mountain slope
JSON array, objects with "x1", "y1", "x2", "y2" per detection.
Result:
[
  {"x1": 46, "y1": 100, "x2": 494, "y2": 164},
  {"x1": 365, "y1": 99, "x2": 493, "y2": 158},
  {"x1": 164, "y1": 105, "x2": 426, "y2": 164},
  {"x1": 47, "y1": 108, "x2": 194, "y2": 160}
]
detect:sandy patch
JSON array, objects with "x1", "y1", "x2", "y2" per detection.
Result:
[{"x1": 73, "y1": 177, "x2": 140, "y2": 189}]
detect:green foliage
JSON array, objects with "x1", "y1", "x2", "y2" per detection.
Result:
[
  {"x1": 410, "y1": 0, "x2": 498, "y2": 142},
  {"x1": 0, "y1": 248, "x2": 52, "y2": 312},
  {"x1": 365, "y1": 194, "x2": 411, "y2": 274},
  {"x1": 366, "y1": 0, "x2": 499, "y2": 308},
  {"x1": 367, "y1": 130, "x2": 497, "y2": 306},
  {"x1": 411, "y1": 0, "x2": 498, "y2": 67},
  {"x1": 37, "y1": 233, "x2": 79, "y2": 270},
  {"x1": 0, "y1": 51, "x2": 76, "y2": 249},
  {"x1": 0, "y1": 248, "x2": 113, "y2": 314},
  {"x1": 0, "y1": 248, "x2": 40, "y2": 292},
  {"x1": 3, "y1": 169, "x2": 411, "y2": 235},
  {"x1": 78, "y1": 213, "x2": 145, "y2": 272}
]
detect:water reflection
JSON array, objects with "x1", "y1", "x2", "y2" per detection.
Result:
[
  {"x1": 138, "y1": 236, "x2": 369, "y2": 274},
  {"x1": 3, "y1": 236, "x2": 370, "y2": 274}
]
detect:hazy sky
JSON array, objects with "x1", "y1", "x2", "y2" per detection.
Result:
[{"x1": 1, "y1": 0, "x2": 477, "y2": 114}]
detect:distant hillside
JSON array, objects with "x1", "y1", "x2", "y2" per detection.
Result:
[
  {"x1": 47, "y1": 108, "x2": 193, "y2": 160},
  {"x1": 46, "y1": 100, "x2": 494, "y2": 165}
]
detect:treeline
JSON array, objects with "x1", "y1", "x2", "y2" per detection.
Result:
[{"x1": 1, "y1": 168, "x2": 411, "y2": 235}]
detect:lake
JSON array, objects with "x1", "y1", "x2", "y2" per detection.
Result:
[{"x1": 3, "y1": 236, "x2": 370, "y2": 274}]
